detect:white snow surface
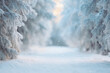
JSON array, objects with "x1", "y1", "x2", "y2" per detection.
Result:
[{"x1": 0, "y1": 46, "x2": 110, "y2": 73}]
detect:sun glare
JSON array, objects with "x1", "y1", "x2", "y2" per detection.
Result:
[{"x1": 53, "y1": 0, "x2": 63, "y2": 23}]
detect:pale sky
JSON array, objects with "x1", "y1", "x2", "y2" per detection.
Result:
[{"x1": 53, "y1": 0, "x2": 63, "y2": 23}]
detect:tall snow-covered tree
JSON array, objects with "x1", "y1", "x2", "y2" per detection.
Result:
[
  {"x1": 61, "y1": 0, "x2": 110, "y2": 55},
  {"x1": 79, "y1": 0, "x2": 110, "y2": 55},
  {"x1": 59, "y1": 0, "x2": 81, "y2": 47},
  {"x1": 0, "y1": 0, "x2": 37, "y2": 60},
  {"x1": 18, "y1": 0, "x2": 54, "y2": 48}
]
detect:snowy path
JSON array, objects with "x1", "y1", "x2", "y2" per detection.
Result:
[{"x1": 0, "y1": 46, "x2": 110, "y2": 73}]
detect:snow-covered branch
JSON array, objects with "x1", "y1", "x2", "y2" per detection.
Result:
[{"x1": 0, "y1": 0, "x2": 37, "y2": 60}]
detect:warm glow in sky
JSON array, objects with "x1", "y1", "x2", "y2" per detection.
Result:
[{"x1": 53, "y1": 0, "x2": 63, "y2": 23}]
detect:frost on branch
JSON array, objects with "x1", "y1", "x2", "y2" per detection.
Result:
[{"x1": 0, "y1": 0, "x2": 35, "y2": 60}]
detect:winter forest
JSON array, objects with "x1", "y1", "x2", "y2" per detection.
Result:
[{"x1": 0, "y1": 0, "x2": 110, "y2": 73}]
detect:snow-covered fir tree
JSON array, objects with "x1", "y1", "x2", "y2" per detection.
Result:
[
  {"x1": 61, "y1": 0, "x2": 110, "y2": 55},
  {"x1": 80, "y1": 0, "x2": 110, "y2": 55},
  {"x1": 0, "y1": 0, "x2": 37, "y2": 60},
  {"x1": 18, "y1": 0, "x2": 54, "y2": 48}
]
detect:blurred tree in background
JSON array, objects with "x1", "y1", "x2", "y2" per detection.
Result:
[{"x1": 18, "y1": 0, "x2": 54, "y2": 49}]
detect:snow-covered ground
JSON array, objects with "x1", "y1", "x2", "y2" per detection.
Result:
[{"x1": 0, "y1": 46, "x2": 110, "y2": 73}]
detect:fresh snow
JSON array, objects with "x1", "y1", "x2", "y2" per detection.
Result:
[{"x1": 0, "y1": 46, "x2": 110, "y2": 73}]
